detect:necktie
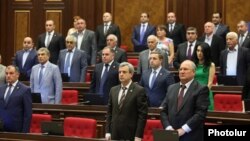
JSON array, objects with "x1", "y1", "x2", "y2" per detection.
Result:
[
  {"x1": 99, "y1": 64, "x2": 109, "y2": 95},
  {"x1": 46, "y1": 33, "x2": 51, "y2": 47},
  {"x1": 119, "y1": 87, "x2": 127, "y2": 109},
  {"x1": 177, "y1": 85, "x2": 186, "y2": 110},
  {"x1": 150, "y1": 70, "x2": 157, "y2": 89},
  {"x1": 169, "y1": 24, "x2": 173, "y2": 32},
  {"x1": 64, "y1": 51, "x2": 72, "y2": 75},
  {"x1": 239, "y1": 34, "x2": 244, "y2": 47},
  {"x1": 104, "y1": 23, "x2": 108, "y2": 35},
  {"x1": 140, "y1": 24, "x2": 146, "y2": 43},
  {"x1": 187, "y1": 43, "x2": 193, "y2": 59},
  {"x1": 39, "y1": 65, "x2": 44, "y2": 84},
  {"x1": 5, "y1": 84, "x2": 12, "y2": 103}
]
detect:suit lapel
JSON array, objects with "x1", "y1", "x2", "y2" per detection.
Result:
[
  {"x1": 119, "y1": 83, "x2": 135, "y2": 110},
  {"x1": 178, "y1": 81, "x2": 195, "y2": 111},
  {"x1": 152, "y1": 68, "x2": 165, "y2": 89},
  {"x1": 145, "y1": 70, "x2": 151, "y2": 88},
  {"x1": 5, "y1": 82, "x2": 21, "y2": 106}
]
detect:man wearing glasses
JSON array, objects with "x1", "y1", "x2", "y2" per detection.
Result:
[{"x1": 173, "y1": 27, "x2": 202, "y2": 69}]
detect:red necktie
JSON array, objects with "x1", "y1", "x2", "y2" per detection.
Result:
[{"x1": 187, "y1": 43, "x2": 193, "y2": 59}]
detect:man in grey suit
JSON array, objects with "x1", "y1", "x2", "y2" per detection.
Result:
[
  {"x1": 106, "y1": 62, "x2": 148, "y2": 141},
  {"x1": 58, "y1": 35, "x2": 87, "y2": 82},
  {"x1": 72, "y1": 18, "x2": 97, "y2": 66},
  {"x1": 237, "y1": 20, "x2": 250, "y2": 48},
  {"x1": 160, "y1": 60, "x2": 209, "y2": 141},
  {"x1": 137, "y1": 35, "x2": 168, "y2": 74},
  {"x1": 30, "y1": 47, "x2": 62, "y2": 104}
]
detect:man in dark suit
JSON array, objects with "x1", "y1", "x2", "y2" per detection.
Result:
[
  {"x1": 96, "y1": 12, "x2": 121, "y2": 52},
  {"x1": 198, "y1": 22, "x2": 225, "y2": 66},
  {"x1": 0, "y1": 65, "x2": 32, "y2": 133},
  {"x1": 173, "y1": 27, "x2": 202, "y2": 69},
  {"x1": 166, "y1": 12, "x2": 186, "y2": 51},
  {"x1": 13, "y1": 37, "x2": 38, "y2": 81},
  {"x1": 97, "y1": 34, "x2": 127, "y2": 63},
  {"x1": 58, "y1": 35, "x2": 87, "y2": 82},
  {"x1": 160, "y1": 60, "x2": 209, "y2": 141},
  {"x1": 140, "y1": 51, "x2": 175, "y2": 107},
  {"x1": 212, "y1": 12, "x2": 230, "y2": 44},
  {"x1": 220, "y1": 32, "x2": 250, "y2": 85},
  {"x1": 89, "y1": 47, "x2": 119, "y2": 104},
  {"x1": 37, "y1": 20, "x2": 65, "y2": 64},
  {"x1": 72, "y1": 18, "x2": 97, "y2": 66},
  {"x1": 237, "y1": 20, "x2": 250, "y2": 49},
  {"x1": 106, "y1": 62, "x2": 148, "y2": 141},
  {"x1": 131, "y1": 12, "x2": 156, "y2": 52}
]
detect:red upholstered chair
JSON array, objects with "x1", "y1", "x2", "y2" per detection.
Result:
[
  {"x1": 85, "y1": 72, "x2": 91, "y2": 83},
  {"x1": 64, "y1": 117, "x2": 97, "y2": 138},
  {"x1": 213, "y1": 74, "x2": 217, "y2": 85},
  {"x1": 62, "y1": 90, "x2": 79, "y2": 105},
  {"x1": 127, "y1": 58, "x2": 138, "y2": 67},
  {"x1": 120, "y1": 45, "x2": 128, "y2": 52},
  {"x1": 214, "y1": 94, "x2": 243, "y2": 112},
  {"x1": 30, "y1": 114, "x2": 52, "y2": 133},
  {"x1": 143, "y1": 120, "x2": 163, "y2": 141}
]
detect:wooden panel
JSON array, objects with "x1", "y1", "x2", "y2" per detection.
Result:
[
  {"x1": 14, "y1": 10, "x2": 30, "y2": 53},
  {"x1": 225, "y1": 0, "x2": 250, "y2": 32},
  {"x1": 46, "y1": 10, "x2": 62, "y2": 33},
  {"x1": 15, "y1": 0, "x2": 31, "y2": 1},
  {"x1": 113, "y1": 0, "x2": 167, "y2": 51}
]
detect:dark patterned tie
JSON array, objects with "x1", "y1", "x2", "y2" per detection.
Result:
[
  {"x1": 177, "y1": 85, "x2": 186, "y2": 111},
  {"x1": 119, "y1": 87, "x2": 127, "y2": 109},
  {"x1": 187, "y1": 43, "x2": 193, "y2": 59}
]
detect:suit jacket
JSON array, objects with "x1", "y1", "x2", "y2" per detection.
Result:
[
  {"x1": 58, "y1": 48, "x2": 87, "y2": 82},
  {"x1": 72, "y1": 29, "x2": 97, "y2": 65},
  {"x1": 166, "y1": 23, "x2": 186, "y2": 49},
  {"x1": 137, "y1": 48, "x2": 168, "y2": 74},
  {"x1": 13, "y1": 49, "x2": 38, "y2": 80},
  {"x1": 89, "y1": 62, "x2": 120, "y2": 104},
  {"x1": 37, "y1": 32, "x2": 66, "y2": 64},
  {"x1": 219, "y1": 47, "x2": 250, "y2": 85},
  {"x1": 160, "y1": 80, "x2": 209, "y2": 141},
  {"x1": 214, "y1": 23, "x2": 230, "y2": 44},
  {"x1": 140, "y1": 68, "x2": 175, "y2": 107},
  {"x1": 240, "y1": 32, "x2": 250, "y2": 49},
  {"x1": 96, "y1": 47, "x2": 127, "y2": 63},
  {"x1": 131, "y1": 24, "x2": 156, "y2": 52},
  {"x1": 106, "y1": 82, "x2": 148, "y2": 140},
  {"x1": 242, "y1": 67, "x2": 250, "y2": 99},
  {"x1": 30, "y1": 61, "x2": 62, "y2": 104},
  {"x1": 96, "y1": 23, "x2": 121, "y2": 51},
  {"x1": 198, "y1": 35, "x2": 225, "y2": 66},
  {"x1": 0, "y1": 81, "x2": 32, "y2": 133},
  {"x1": 173, "y1": 41, "x2": 202, "y2": 69}
]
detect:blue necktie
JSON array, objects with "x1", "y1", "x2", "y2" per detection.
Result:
[
  {"x1": 5, "y1": 84, "x2": 12, "y2": 104},
  {"x1": 64, "y1": 51, "x2": 72, "y2": 75},
  {"x1": 140, "y1": 24, "x2": 146, "y2": 43},
  {"x1": 150, "y1": 70, "x2": 157, "y2": 89},
  {"x1": 39, "y1": 65, "x2": 44, "y2": 84},
  {"x1": 99, "y1": 64, "x2": 109, "y2": 95}
]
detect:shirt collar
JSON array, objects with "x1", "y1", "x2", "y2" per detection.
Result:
[
  {"x1": 152, "y1": 66, "x2": 162, "y2": 73},
  {"x1": 227, "y1": 45, "x2": 238, "y2": 52},
  {"x1": 180, "y1": 79, "x2": 194, "y2": 89},
  {"x1": 47, "y1": 31, "x2": 54, "y2": 36},
  {"x1": 121, "y1": 80, "x2": 132, "y2": 89}
]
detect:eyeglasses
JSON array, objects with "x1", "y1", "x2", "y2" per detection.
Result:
[{"x1": 66, "y1": 41, "x2": 74, "y2": 44}]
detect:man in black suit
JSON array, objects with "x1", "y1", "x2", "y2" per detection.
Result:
[
  {"x1": 173, "y1": 27, "x2": 202, "y2": 69},
  {"x1": 106, "y1": 62, "x2": 148, "y2": 141},
  {"x1": 37, "y1": 20, "x2": 65, "y2": 64},
  {"x1": 166, "y1": 12, "x2": 186, "y2": 51},
  {"x1": 212, "y1": 12, "x2": 230, "y2": 45},
  {"x1": 198, "y1": 22, "x2": 225, "y2": 66},
  {"x1": 0, "y1": 65, "x2": 32, "y2": 133},
  {"x1": 89, "y1": 47, "x2": 119, "y2": 104},
  {"x1": 220, "y1": 32, "x2": 250, "y2": 85},
  {"x1": 131, "y1": 12, "x2": 156, "y2": 52},
  {"x1": 96, "y1": 12, "x2": 121, "y2": 52},
  {"x1": 97, "y1": 34, "x2": 127, "y2": 63},
  {"x1": 13, "y1": 37, "x2": 38, "y2": 81},
  {"x1": 237, "y1": 20, "x2": 250, "y2": 49},
  {"x1": 160, "y1": 60, "x2": 209, "y2": 141}
]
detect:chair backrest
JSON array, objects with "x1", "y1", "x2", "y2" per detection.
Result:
[
  {"x1": 214, "y1": 94, "x2": 243, "y2": 112},
  {"x1": 127, "y1": 58, "x2": 138, "y2": 67},
  {"x1": 30, "y1": 114, "x2": 52, "y2": 133},
  {"x1": 62, "y1": 90, "x2": 79, "y2": 105},
  {"x1": 64, "y1": 117, "x2": 96, "y2": 138},
  {"x1": 143, "y1": 119, "x2": 163, "y2": 141},
  {"x1": 120, "y1": 45, "x2": 128, "y2": 52},
  {"x1": 85, "y1": 72, "x2": 91, "y2": 83}
]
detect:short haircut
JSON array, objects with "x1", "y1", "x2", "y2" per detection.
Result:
[
  {"x1": 226, "y1": 32, "x2": 238, "y2": 40},
  {"x1": 150, "y1": 51, "x2": 163, "y2": 60},
  {"x1": 38, "y1": 47, "x2": 50, "y2": 57},
  {"x1": 141, "y1": 12, "x2": 149, "y2": 18},
  {"x1": 66, "y1": 35, "x2": 77, "y2": 43},
  {"x1": 119, "y1": 62, "x2": 134, "y2": 74},
  {"x1": 107, "y1": 34, "x2": 118, "y2": 42},
  {"x1": 187, "y1": 27, "x2": 197, "y2": 33},
  {"x1": 6, "y1": 65, "x2": 20, "y2": 73},
  {"x1": 156, "y1": 25, "x2": 167, "y2": 33},
  {"x1": 73, "y1": 16, "x2": 81, "y2": 20},
  {"x1": 102, "y1": 46, "x2": 115, "y2": 54},
  {"x1": 213, "y1": 12, "x2": 222, "y2": 18}
]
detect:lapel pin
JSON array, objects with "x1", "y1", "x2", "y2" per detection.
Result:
[{"x1": 160, "y1": 73, "x2": 163, "y2": 75}]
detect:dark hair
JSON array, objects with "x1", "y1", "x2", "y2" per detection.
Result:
[
  {"x1": 193, "y1": 43, "x2": 212, "y2": 71},
  {"x1": 213, "y1": 12, "x2": 222, "y2": 18},
  {"x1": 156, "y1": 25, "x2": 167, "y2": 33}
]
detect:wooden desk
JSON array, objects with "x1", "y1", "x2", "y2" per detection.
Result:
[{"x1": 0, "y1": 132, "x2": 105, "y2": 141}]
